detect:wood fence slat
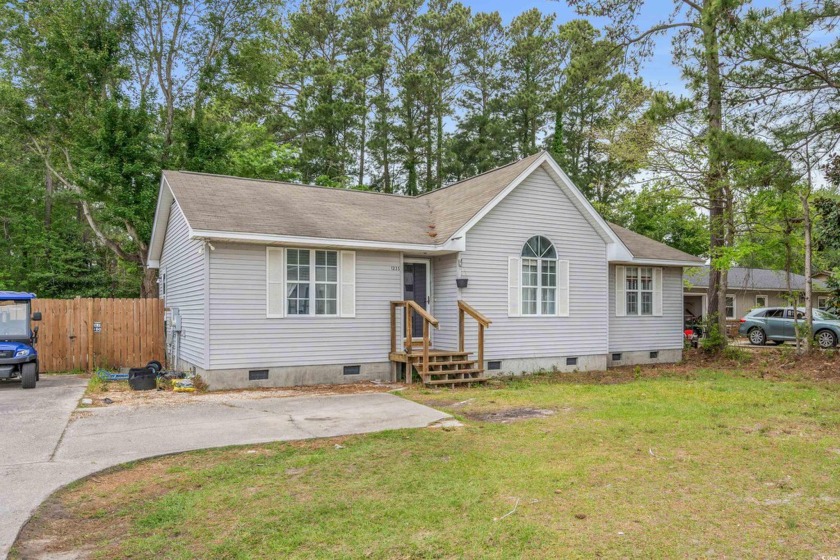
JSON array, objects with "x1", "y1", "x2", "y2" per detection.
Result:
[{"x1": 31, "y1": 298, "x2": 165, "y2": 373}]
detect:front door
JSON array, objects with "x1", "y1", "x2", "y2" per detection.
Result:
[{"x1": 403, "y1": 260, "x2": 429, "y2": 339}]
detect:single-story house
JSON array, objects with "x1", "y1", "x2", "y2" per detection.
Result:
[
  {"x1": 148, "y1": 151, "x2": 703, "y2": 389},
  {"x1": 684, "y1": 266, "x2": 830, "y2": 324}
]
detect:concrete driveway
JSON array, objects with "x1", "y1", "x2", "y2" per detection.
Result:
[{"x1": 0, "y1": 375, "x2": 448, "y2": 559}]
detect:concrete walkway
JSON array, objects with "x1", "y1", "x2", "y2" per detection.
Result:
[{"x1": 0, "y1": 375, "x2": 448, "y2": 559}]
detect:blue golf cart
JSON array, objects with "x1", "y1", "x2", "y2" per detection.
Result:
[{"x1": 0, "y1": 292, "x2": 42, "y2": 389}]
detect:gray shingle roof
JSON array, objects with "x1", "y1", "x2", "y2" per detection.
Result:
[
  {"x1": 607, "y1": 223, "x2": 704, "y2": 263},
  {"x1": 162, "y1": 151, "x2": 702, "y2": 263},
  {"x1": 685, "y1": 266, "x2": 828, "y2": 291}
]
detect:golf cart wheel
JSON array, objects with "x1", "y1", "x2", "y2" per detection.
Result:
[
  {"x1": 748, "y1": 327, "x2": 766, "y2": 346},
  {"x1": 815, "y1": 330, "x2": 837, "y2": 349},
  {"x1": 21, "y1": 362, "x2": 37, "y2": 389}
]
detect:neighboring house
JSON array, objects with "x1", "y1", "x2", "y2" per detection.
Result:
[
  {"x1": 684, "y1": 266, "x2": 830, "y2": 324},
  {"x1": 148, "y1": 151, "x2": 703, "y2": 389}
]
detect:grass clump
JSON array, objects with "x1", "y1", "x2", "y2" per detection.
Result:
[{"x1": 86, "y1": 374, "x2": 106, "y2": 393}]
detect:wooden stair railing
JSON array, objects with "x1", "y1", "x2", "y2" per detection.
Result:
[
  {"x1": 389, "y1": 300, "x2": 492, "y2": 386},
  {"x1": 390, "y1": 300, "x2": 439, "y2": 384},
  {"x1": 458, "y1": 300, "x2": 492, "y2": 372}
]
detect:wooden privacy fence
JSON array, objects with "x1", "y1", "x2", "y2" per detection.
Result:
[{"x1": 31, "y1": 298, "x2": 165, "y2": 373}]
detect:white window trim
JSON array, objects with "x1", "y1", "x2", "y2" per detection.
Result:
[
  {"x1": 521, "y1": 257, "x2": 558, "y2": 316},
  {"x1": 625, "y1": 266, "x2": 655, "y2": 316},
  {"x1": 725, "y1": 294, "x2": 736, "y2": 320},
  {"x1": 519, "y1": 237, "x2": 563, "y2": 317},
  {"x1": 755, "y1": 294, "x2": 768, "y2": 308},
  {"x1": 817, "y1": 296, "x2": 829, "y2": 309},
  {"x1": 159, "y1": 268, "x2": 167, "y2": 304},
  {"x1": 616, "y1": 265, "x2": 662, "y2": 317},
  {"x1": 267, "y1": 247, "x2": 354, "y2": 319},
  {"x1": 284, "y1": 248, "x2": 340, "y2": 318}
]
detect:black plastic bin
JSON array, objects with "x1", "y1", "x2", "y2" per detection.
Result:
[{"x1": 128, "y1": 367, "x2": 157, "y2": 391}]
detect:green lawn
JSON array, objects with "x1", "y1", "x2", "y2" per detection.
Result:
[{"x1": 15, "y1": 367, "x2": 840, "y2": 559}]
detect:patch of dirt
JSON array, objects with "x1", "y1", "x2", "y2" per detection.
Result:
[
  {"x1": 465, "y1": 407, "x2": 556, "y2": 424},
  {"x1": 81, "y1": 379, "x2": 404, "y2": 409}
]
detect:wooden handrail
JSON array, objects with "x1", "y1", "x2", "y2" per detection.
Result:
[
  {"x1": 458, "y1": 300, "x2": 492, "y2": 328},
  {"x1": 389, "y1": 300, "x2": 439, "y2": 385},
  {"x1": 458, "y1": 300, "x2": 491, "y2": 370},
  {"x1": 391, "y1": 300, "x2": 438, "y2": 326}
]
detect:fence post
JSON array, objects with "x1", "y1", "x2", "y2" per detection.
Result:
[{"x1": 87, "y1": 298, "x2": 94, "y2": 372}]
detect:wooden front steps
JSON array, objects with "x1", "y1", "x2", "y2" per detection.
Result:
[
  {"x1": 389, "y1": 349, "x2": 488, "y2": 385},
  {"x1": 390, "y1": 300, "x2": 492, "y2": 387}
]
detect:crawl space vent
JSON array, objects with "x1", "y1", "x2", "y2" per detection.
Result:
[
  {"x1": 343, "y1": 365, "x2": 361, "y2": 376},
  {"x1": 249, "y1": 369, "x2": 269, "y2": 381},
  {"x1": 649, "y1": 351, "x2": 659, "y2": 359},
  {"x1": 487, "y1": 361, "x2": 501, "y2": 371},
  {"x1": 566, "y1": 357, "x2": 578, "y2": 366},
  {"x1": 612, "y1": 353, "x2": 622, "y2": 361}
]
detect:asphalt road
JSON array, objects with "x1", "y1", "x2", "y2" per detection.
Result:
[{"x1": 0, "y1": 375, "x2": 448, "y2": 558}]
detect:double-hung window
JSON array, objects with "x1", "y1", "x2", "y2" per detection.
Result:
[
  {"x1": 267, "y1": 247, "x2": 355, "y2": 318},
  {"x1": 286, "y1": 249, "x2": 311, "y2": 315},
  {"x1": 314, "y1": 250, "x2": 338, "y2": 315},
  {"x1": 616, "y1": 265, "x2": 661, "y2": 317},
  {"x1": 725, "y1": 295, "x2": 735, "y2": 320},
  {"x1": 625, "y1": 266, "x2": 654, "y2": 316},
  {"x1": 285, "y1": 249, "x2": 339, "y2": 316}
]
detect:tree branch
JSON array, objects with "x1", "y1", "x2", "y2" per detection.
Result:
[
  {"x1": 31, "y1": 140, "x2": 142, "y2": 265},
  {"x1": 621, "y1": 22, "x2": 700, "y2": 47}
]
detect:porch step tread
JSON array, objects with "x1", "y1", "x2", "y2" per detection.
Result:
[
  {"x1": 424, "y1": 377, "x2": 489, "y2": 385},
  {"x1": 422, "y1": 368, "x2": 482, "y2": 375},
  {"x1": 425, "y1": 360, "x2": 477, "y2": 367},
  {"x1": 404, "y1": 350, "x2": 472, "y2": 357}
]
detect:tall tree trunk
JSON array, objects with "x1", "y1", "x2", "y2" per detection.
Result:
[
  {"x1": 141, "y1": 265, "x2": 157, "y2": 298},
  {"x1": 702, "y1": 6, "x2": 727, "y2": 348},
  {"x1": 802, "y1": 141, "x2": 815, "y2": 352},
  {"x1": 378, "y1": 72, "x2": 391, "y2": 193},
  {"x1": 436, "y1": 99, "x2": 443, "y2": 189},
  {"x1": 803, "y1": 192, "x2": 812, "y2": 352},
  {"x1": 44, "y1": 168, "x2": 53, "y2": 230},
  {"x1": 359, "y1": 89, "x2": 367, "y2": 188},
  {"x1": 424, "y1": 104, "x2": 433, "y2": 192}
]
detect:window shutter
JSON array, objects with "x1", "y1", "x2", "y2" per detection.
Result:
[
  {"x1": 653, "y1": 267, "x2": 663, "y2": 316},
  {"x1": 615, "y1": 265, "x2": 626, "y2": 317},
  {"x1": 340, "y1": 250, "x2": 356, "y2": 318},
  {"x1": 556, "y1": 259, "x2": 570, "y2": 316},
  {"x1": 266, "y1": 247, "x2": 285, "y2": 318},
  {"x1": 508, "y1": 256, "x2": 521, "y2": 317}
]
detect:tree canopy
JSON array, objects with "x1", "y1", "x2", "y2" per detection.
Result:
[{"x1": 0, "y1": 0, "x2": 836, "y2": 306}]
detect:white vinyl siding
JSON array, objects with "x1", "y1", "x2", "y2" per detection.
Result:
[
  {"x1": 209, "y1": 244, "x2": 400, "y2": 369},
  {"x1": 460, "y1": 167, "x2": 608, "y2": 359},
  {"x1": 433, "y1": 253, "x2": 460, "y2": 349},
  {"x1": 159, "y1": 201, "x2": 206, "y2": 367},
  {"x1": 609, "y1": 265, "x2": 683, "y2": 352}
]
